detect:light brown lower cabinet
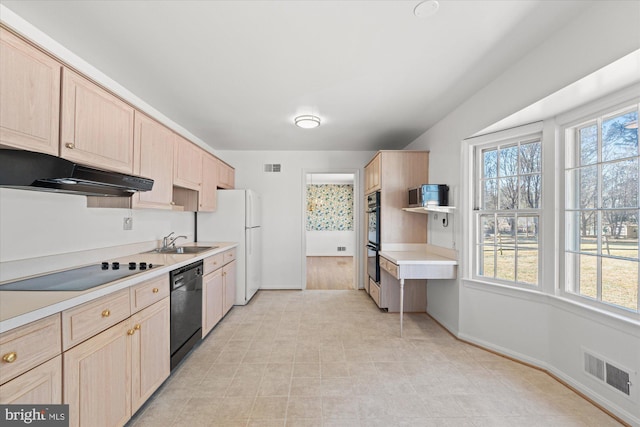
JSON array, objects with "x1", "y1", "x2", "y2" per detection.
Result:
[
  {"x1": 63, "y1": 297, "x2": 170, "y2": 427},
  {"x1": 130, "y1": 297, "x2": 170, "y2": 413},
  {"x1": 0, "y1": 355, "x2": 61, "y2": 404},
  {"x1": 202, "y1": 268, "x2": 224, "y2": 337},
  {"x1": 202, "y1": 251, "x2": 237, "y2": 338},
  {"x1": 223, "y1": 260, "x2": 237, "y2": 316}
]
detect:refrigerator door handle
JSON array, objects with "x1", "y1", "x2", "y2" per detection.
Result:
[
  {"x1": 248, "y1": 228, "x2": 252, "y2": 255},
  {"x1": 247, "y1": 191, "x2": 252, "y2": 227}
]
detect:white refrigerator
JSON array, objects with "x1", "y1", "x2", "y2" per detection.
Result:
[{"x1": 197, "y1": 189, "x2": 262, "y2": 305}]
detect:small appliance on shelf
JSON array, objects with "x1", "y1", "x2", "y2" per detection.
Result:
[{"x1": 408, "y1": 184, "x2": 449, "y2": 208}]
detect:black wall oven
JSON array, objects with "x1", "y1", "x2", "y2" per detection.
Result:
[
  {"x1": 170, "y1": 260, "x2": 203, "y2": 370},
  {"x1": 366, "y1": 191, "x2": 381, "y2": 283}
]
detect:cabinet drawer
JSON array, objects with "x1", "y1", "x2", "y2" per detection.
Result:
[
  {"x1": 0, "y1": 355, "x2": 62, "y2": 404},
  {"x1": 0, "y1": 315, "x2": 61, "y2": 385},
  {"x1": 130, "y1": 275, "x2": 170, "y2": 313},
  {"x1": 380, "y1": 257, "x2": 399, "y2": 279},
  {"x1": 369, "y1": 279, "x2": 381, "y2": 307},
  {"x1": 62, "y1": 289, "x2": 130, "y2": 351},
  {"x1": 223, "y1": 249, "x2": 236, "y2": 265},
  {"x1": 204, "y1": 253, "x2": 224, "y2": 275}
]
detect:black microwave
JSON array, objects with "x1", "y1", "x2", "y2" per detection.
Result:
[{"x1": 408, "y1": 184, "x2": 449, "y2": 207}]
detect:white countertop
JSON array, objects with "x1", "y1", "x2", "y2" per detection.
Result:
[
  {"x1": 0, "y1": 242, "x2": 237, "y2": 333},
  {"x1": 379, "y1": 249, "x2": 458, "y2": 265},
  {"x1": 379, "y1": 243, "x2": 458, "y2": 266}
]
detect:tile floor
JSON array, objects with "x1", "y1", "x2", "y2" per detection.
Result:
[{"x1": 127, "y1": 290, "x2": 623, "y2": 427}]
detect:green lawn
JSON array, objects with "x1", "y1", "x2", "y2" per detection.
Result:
[{"x1": 480, "y1": 238, "x2": 638, "y2": 311}]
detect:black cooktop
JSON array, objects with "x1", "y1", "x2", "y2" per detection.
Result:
[{"x1": 0, "y1": 262, "x2": 161, "y2": 292}]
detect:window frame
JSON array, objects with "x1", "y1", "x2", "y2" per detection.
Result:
[
  {"x1": 471, "y1": 130, "x2": 544, "y2": 289},
  {"x1": 560, "y1": 102, "x2": 640, "y2": 316}
]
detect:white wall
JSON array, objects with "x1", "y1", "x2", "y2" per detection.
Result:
[
  {"x1": 404, "y1": 1, "x2": 640, "y2": 423},
  {"x1": 216, "y1": 150, "x2": 374, "y2": 289},
  {"x1": 0, "y1": 189, "x2": 194, "y2": 276},
  {"x1": 306, "y1": 231, "x2": 355, "y2": 256}
]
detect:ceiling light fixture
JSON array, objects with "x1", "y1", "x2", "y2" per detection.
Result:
[
  {"x1": 414, "y1": 0, "x2": 439, "y2": 18},
  {"x1": 295, "y1": 115, "x2": 321, "y2": 129}
]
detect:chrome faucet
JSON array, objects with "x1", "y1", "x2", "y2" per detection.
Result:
[{"x1": 162, "y1": 232, "x2": 187, "y2": 250}]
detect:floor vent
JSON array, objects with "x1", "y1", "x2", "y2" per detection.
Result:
[
  {"x1": 583, "y1": 349, "x2": 632, "y2": 396},
  {"x1": 264, "y1": 164, "x2": 282, "y2": 172}
]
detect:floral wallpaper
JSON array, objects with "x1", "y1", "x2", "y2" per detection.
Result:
[{"x1": 306, "y1": 184, "x2": 354, "y2": 231}]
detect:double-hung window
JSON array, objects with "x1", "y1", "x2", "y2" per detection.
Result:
[
  {"x1": 564, "y1": 104, "x2": 640, "y2": 313},
  {"x1": 474, "y1": 133, "x2": 542, "y2": 286}
]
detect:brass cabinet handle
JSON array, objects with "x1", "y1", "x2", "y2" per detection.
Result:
[
  {"x1": 152, "y1": 288, "x2": 159, "y2": 293},
  {"x1": 102, "y1": 309, "x2": 111, "y2": 318},
  {"x1": 134, "y1": 324, "x2": 141, "y2": 330},
  {"x1": 65, "y1": 143, "x2": 75, "y2": 149},
  {"x1": 127, "y1": 329, "x2": 135, "y2": 336},
  {"x1": 2, "y1": 352, "x2": 17, "y2": 363}
]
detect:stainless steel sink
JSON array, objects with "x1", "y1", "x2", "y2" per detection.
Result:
[{"x1": 146, "y1": 246, "x2": 216, "y2": 254}]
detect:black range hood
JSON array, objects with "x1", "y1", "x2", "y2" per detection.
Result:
[{"x1": 0, "y1": 149, "x2": 153, "y2": 197}]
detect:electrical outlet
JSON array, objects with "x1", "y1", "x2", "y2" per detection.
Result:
[{"x1": 123, "y1": 217, "x2": 133, "y2": 231}]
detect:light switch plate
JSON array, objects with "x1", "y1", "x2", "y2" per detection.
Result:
[{"x1": 123, "y1": 217, "x2": 133, "y2": 231}]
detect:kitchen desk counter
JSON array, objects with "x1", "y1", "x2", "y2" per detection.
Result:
[
  {"x1": 379, "y1": 248, "x2": 458, "y2": 265},
  {"x1": 379, "y1": 244, "x2": 457, "y2": 337},
  {"x1": 0, "y1": 242, "x2": 237, "y2": 333}
]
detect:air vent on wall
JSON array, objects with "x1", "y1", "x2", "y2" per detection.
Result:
[
  {"x1": 264, "y1": 164, "x2": 282, "y2": 173},
  {"x1": 607, "y1": 363, "x2": 631, "y2": 396},
  {"x1": 585, "y1": 352, "x2": 605, "y2": 380},
  {"x1": 583, "y1": 349, "x2": 633, "y2": 396}
]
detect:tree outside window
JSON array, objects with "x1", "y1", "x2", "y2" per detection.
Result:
[
  {"x1": 476, "y1": 137, "x2": 541, "y2": 286},
  {"x1": 565, "y1": 107, "x2": 639, "y2": 313}
]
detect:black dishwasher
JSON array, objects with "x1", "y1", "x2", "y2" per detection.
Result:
[{"x1": 170, "y1": 260, "x2": 203, "y2": 370}]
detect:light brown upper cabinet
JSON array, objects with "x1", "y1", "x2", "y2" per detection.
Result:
[
  {"x1": 364, "y1": 153, "x2": 381, "y2": 195},
  {"x1": 132, "y1": 112, "x2": 174, "y2": 210},
  {"x1": 199, "y1": 154, "x2": 218, "y2": 212},
  {"x1": 377, "y1": 151, "x2": 429, "y2": 244},
  {"x1": 0, "y1": 28, "x2": 61, "y2": 156},
  {"x1": 217, "y1": 159, "x2": 235, "y2": 189},
  {"x1": 61, "y1": 68, "x2": 135, "y2": 174},
  {"x1": 173, "y1": 135, "x2": 202, "y2": 191}
]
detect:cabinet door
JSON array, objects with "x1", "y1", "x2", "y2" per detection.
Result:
[
  {"x1": 202, "y1": 269, "x2": 223, "y2": 337},
  {"x1": 173, "y1": 135, "x2": 202, "y2": 190},
  {"x1": 130, "y1": 298, "x2": 170, "y2": 414},
  {"x1": 364, "y1": 153, "x2": 381, "y2": 194},
  {"x1": 199, "y1": 154, "x2": 218, "y2": 212},
  {"x1": 0, "y1": 355, "x2": 61, "y2": 404},
  {"x1": 132, "y1": 112, "x2": 174, "y2": 209},
  {"x1": 0, "y1": 28, "x2": 60, "y2": 155},
  {"x1": 223, "y1": 260, "x2": 237, "y2": 315},
  {"x1": 60, "y1": 68, "x2": 135, "y2": 174},
  {"x1": 63, "y1": 320, "x2": 131, "y2": 427},
  {"x1": 217, "y1": 160, "x2": 235, "y2": 189}
]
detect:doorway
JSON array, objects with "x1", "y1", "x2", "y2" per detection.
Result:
[{"x1": 303, "y1": 172, "x2": 358, "y2": 290}]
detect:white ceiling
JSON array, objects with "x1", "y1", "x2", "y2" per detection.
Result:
[{"x1": 2, "y1": 0, "x2": 592, "y2": 152}]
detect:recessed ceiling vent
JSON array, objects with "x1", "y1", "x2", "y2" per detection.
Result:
[
  {"x1": 583, "y1": 349, "x2": 633, "y2": 397},
  {"x1": 264, "y1": 164, "x2": 282, "y2": 173}
]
